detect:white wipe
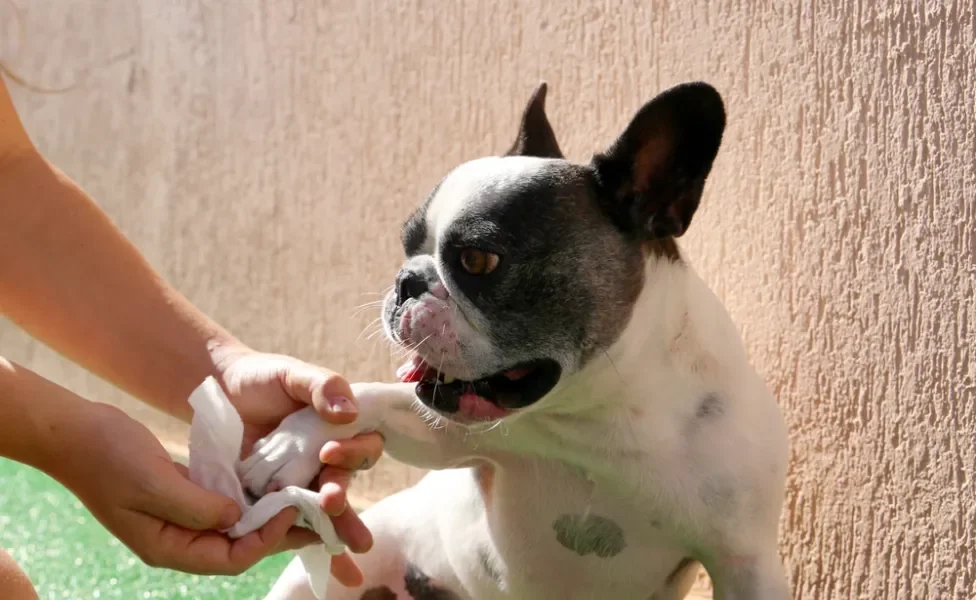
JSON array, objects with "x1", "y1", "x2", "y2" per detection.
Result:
[{"x1": 187, "y1": 376, "x2": 341, "y2": 600}]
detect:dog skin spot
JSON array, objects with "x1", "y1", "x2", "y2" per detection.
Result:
[
  {"x1": 700, "y1": 477, "x2": 738, "y2": 515},
  {"x1": 361, "y1": 586, "x2": 397, "y2": 600},
  {"x1": 696, "y1": 393, "x2": 723, "y2": 418},
  {"x1": 404, "y1": 563, "x2": 460, "y2": 599},
  {"x1": 126, "y1": 65, "x2": 137, "y2": 94},
  {"x1": 477, "y1": 545, "x2": 503, "y2": 585},
  {"x1": 552, "y1": 513, "x2": 627, "y2": 558}
]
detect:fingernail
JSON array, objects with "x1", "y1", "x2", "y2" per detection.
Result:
[
  {"x1": 220, "y1": 505, "x2": 239, "y2": 529},
  {"x1": 327, "y1": 396, "x2": 357, "y2": 414}
]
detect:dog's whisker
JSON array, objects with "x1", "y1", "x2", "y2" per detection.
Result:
[
  {"x1": 599, "y1": 346, "x2": 630, "y2": 392},
  {"x1": 357, "y1": 318, "x2": 384, "y2": 342},
  {"x1": 429, "y1": 350, "x2": 447, "y2": 412},
  {"x1": 359, "y1": 286, "x2": 393, "y2": 298},
  {"x1": 366, "y1": 326, "x2": 391, "y2": 341},
  {"x1": 352, "y1": 299, "x2": 385, "y2": 311},
  {"x1": 390, "y1": 334, "x2": 432, "y2": 360},
  {"x1": 352, "y1": 305, "x2": 384, "y2": 318}
]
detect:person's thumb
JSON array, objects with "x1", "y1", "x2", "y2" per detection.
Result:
[
  {"x1": 281, "y1": 361, "x2": 359, "y2": 425},
  {"x1": 142, "y1": 463, "x2": 241, "y2": 531}
]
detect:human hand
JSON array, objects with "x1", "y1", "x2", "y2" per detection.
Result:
[
  {"x1": 53, "y1": 402, "x2": 302, "y2": 575},
  {"x1": 213, "y1": 346, "x2": 385, "y2": 586}
]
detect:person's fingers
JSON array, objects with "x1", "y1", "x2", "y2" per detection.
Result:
[
  {"x1": 277, "y1": 526, "x2": 322, "y2": 552},
  {"x1": 330, "y1": 551, "x2": 365, "y2": 587},
  {"x1": 126, "y1": 508, "x2": 299, "y2": 576},
  {"x1": 328, "y1": 508, "x2": 373, "y2": 554},
  {"x1": 144, "y1": 521, "x2": 240, "y2": 574},
  {"x1": 318, "y1": 434, "x2": 384, "y2": 470},
  {"x1": 280, "y1": 362, "x2": 358, "y2": 424},
  {"x1": 143, "y1": 462, "x2": 240, "y2": 531},
  {"x1": 317, "y1": 469, "x2": 352, "y2": 516},
  {"x1": 223, "y1": 508, "x2": 300, "y2": 572}
]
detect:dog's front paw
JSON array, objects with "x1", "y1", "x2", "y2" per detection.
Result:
[{"x1": 238, "y1": 407, "x2": 329, "y2": 498}]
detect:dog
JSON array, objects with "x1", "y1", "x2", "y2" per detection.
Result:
[{"x1": 239, "y1": 81, "x2": 791, "y2": 600}]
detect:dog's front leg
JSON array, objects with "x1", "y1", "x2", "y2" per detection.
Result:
[
  {"x1": 239, "y1": 382, "x2": 471, "y2": 495},
  {"x1": 349, "y1": 381, "x2": 475, "y2": 469}
]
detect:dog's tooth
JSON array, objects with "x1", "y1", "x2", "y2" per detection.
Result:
[{"x1": 443, "y1": 375, "x2": 456, "y2": 384}]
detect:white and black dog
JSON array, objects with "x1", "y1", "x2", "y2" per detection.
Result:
[{"x1": 240, "y1": 82, "x2": 791, "y2": 600}]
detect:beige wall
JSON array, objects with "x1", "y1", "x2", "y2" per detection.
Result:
[{"x1": 2, "y1": 1, "x2": 974, "y2": 598}]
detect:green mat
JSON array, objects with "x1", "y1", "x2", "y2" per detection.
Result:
[{"x1": 0, "y1": 458, "x2": 292, "y2": 599}]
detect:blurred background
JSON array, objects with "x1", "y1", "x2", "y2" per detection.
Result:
[{"x1": 1, "y1": 1, "x2": 974, "y2": 598}]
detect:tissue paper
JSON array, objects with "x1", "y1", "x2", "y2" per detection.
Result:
[{"x1": 187, "y1": 376, "x2": 341, "y2": 599}]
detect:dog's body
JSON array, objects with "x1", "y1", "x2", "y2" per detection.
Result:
[{"x1": 241, "y1": 83, "x2": 791, "y2": 600}]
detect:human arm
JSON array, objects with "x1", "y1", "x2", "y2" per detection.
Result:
[
  {"x1": 0, "y1": 357, "x2": 307, "y2": 575},
  {"x1": 0, "y1": 75, "x2": 267, "y2": 423},
  {"x1": 0, "y1": 75, "x2": 380, "y2": 583}
]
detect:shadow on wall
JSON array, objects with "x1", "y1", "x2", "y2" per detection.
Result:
[{"x1": 1, "y1": 1, "x2": 973, "y2": 598}]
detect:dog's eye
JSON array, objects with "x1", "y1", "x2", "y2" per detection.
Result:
[{"x1": 459, "y1": 248, "x2": 500, "y2": 275}]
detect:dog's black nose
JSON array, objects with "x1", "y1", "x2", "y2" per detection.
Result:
[{"x1": 396, "y1": 269, "x2": 429, "y2": 304}]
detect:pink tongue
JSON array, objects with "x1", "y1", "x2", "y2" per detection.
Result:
[
  {"x1": 459, "y1": 393, "x2": 510, "y2": 420},
  {"x1": 396, "y1": 355, "x2": 431, "y2": 383}
]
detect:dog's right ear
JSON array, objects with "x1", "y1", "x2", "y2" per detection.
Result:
[{"x1": 504, "y1": 82, "x2": 564, "y2": 159}]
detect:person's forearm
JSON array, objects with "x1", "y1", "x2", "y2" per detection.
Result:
[
  {"x1": 0, "y1": 357, "x2": 91, "y2": 476},
  {"x1": 0, "y1": 79, "x2": 243, "y2": 421}
]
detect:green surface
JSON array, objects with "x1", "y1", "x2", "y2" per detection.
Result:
[{"x1": 0, "y1": 458, "x2": 292, "y2": 599}]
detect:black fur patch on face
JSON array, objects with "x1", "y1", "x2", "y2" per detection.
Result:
[
  {"x1": 361, "y1": 586, "x2": 398, "y2": 599},
  {"x1": 401, "y1": 182, "x2": 440, "y2": 257},
  {"x1": 404, "y1": 563, "x2": 460, "y2": 599},
  {"x1": 437, "y1": 162, "x2": 645, "y2": 368},
  {"x1": 696, "y1": 393, "x2": 723, "y2": 418}
]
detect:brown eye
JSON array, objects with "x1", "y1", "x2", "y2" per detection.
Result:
[{"x1": 459, "y1": 248, "x2": 500, "y2": 275}]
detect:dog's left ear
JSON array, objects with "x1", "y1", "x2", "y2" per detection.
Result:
[
  {"x1": 504, "y1": 82, "x2": 564, "y2": 159},
  {"x1": 591, "y1": 82, "x2": 726, "y2": 239}
]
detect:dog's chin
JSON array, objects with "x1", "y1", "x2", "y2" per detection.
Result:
[{"x1": 396, "y1": 355, "x2": 562, "y2": 424}]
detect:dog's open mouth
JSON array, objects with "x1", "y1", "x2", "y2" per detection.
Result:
[{"x1": 396, "y1": 356, "x2": 561, "y2": 421}]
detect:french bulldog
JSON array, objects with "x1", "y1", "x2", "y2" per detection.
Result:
[{"x1": 240, "y1": 81, "x2": 791, "y2": 600}]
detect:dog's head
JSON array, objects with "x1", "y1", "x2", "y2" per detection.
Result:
[{"x1": 382, "y1": 82, "x2": 725, "y2": 424}]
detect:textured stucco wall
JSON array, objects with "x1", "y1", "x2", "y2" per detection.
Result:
[{"x1": 1, "y1": 1, "x2": 974, "y2": 598}]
